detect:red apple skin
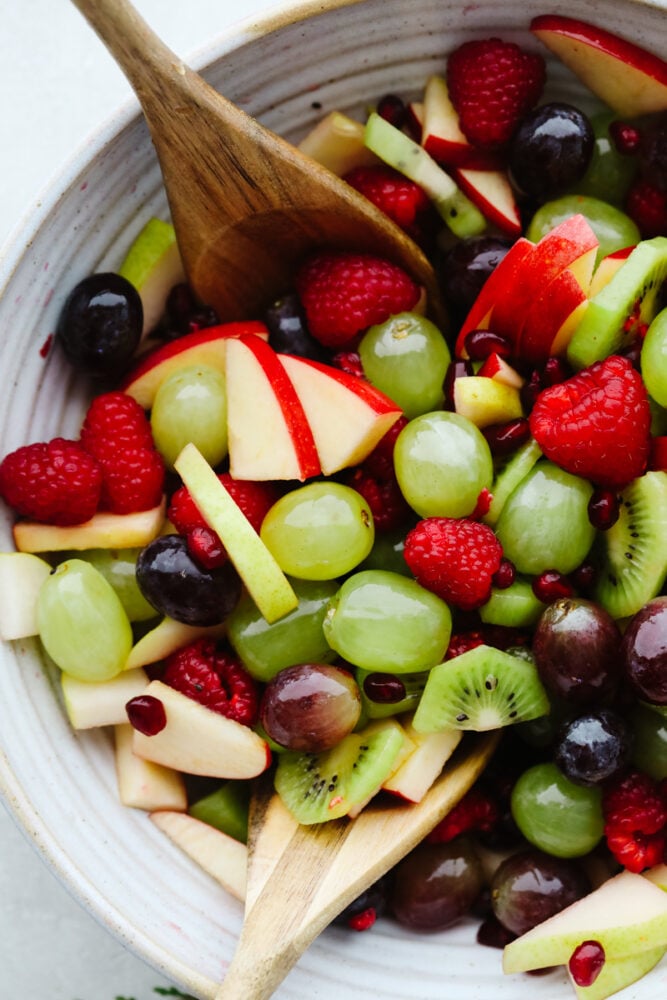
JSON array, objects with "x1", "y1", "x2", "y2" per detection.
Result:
[
  {"x1": 451, "y1": 167, "x2": 522, "y2": 237},
  {"x1": 420, "y1": 76, "x2": 503, "y2": 169},
  {"x1": 588, "y1": 245, "x2": 635, "y2": 297},
  {"x1": 478, "y1": 353, "x2": 524, "y2": 388},
  {"x1": 283, "y1": 353, "x2": 401, "y2": 412},
  {"x1": 518, "y1": 268, "x2": 589, "y2": 365}
]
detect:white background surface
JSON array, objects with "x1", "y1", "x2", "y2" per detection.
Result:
[{"x1": 0, "y1": 2, "x2": 277, "y2": 997}]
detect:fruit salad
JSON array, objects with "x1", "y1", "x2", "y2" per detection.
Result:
[{"x1": 2, "y1": 12, "x2": 667, "y2": 1000}]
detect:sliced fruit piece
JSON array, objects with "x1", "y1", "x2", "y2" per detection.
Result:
[
  {"x1": 298, "y1": 110, "x2": 379, "y2": 175},
  {"x1": 347, "y1": 722, "x2": 415, "y2": 819},
  {"x1": 644, "y1": 862, "x2": 667, "y2": 891},
  {"x1": 173, "y1": 443, "x2": 298, "y2": 624},
  {"x1": 132, "y1": 679, "x2": 270, "y2": 779},
  {"x1": 453, "y1": 375, "x2": 523, "y2": 428},
  {"x1": 120, "y1": 321, "x2": 269, "y2": 409},
  {"x1": 477, "y1": 354, "x2": 524, "y2": 389},
  {"x1": 150, "y1": 809, "x2": 247, "y2": 902},
  {"x1": 13, "y1": 499, "x2": 166, "y2": 553},
  {"x1": 518, "y1": 267, "x2": 590, "y2": 364},
  {"x1": 113, "y1": 722, "x2": 187, "y2": 812},
  {"x1": 451, "y1": 166, "x2": 522, "y2": 237},
  {"x1": 277, "y1": 352, "x2": 402, "y2": 475},
  {"x1": 592, "y1": 470, "x2": 667, "y2": 619},
  {"x1": 274, "y1": 718, "x2": 405, "y2": 823},
  {"x1": 224, "y1": 335, "x2": 320, "y2": 481},
  {"x1": 125, "y1": 616, "x2": 227, "y2": 671},
  {"x1": 118, "y1": 218, "x2": 185, "y2": 336},
  {"x1": 531, "y1": 15, "x2": 667, "y2": 117},
  {"x1": 0, "y1": 551, "x2": 51, "y2": 640},
  {"x1": 588, "y1": 245, "x2": 635, "y2": 298},
  {"x1": 567, "y1": 237, "x2": 667, "y2": 369},
  {"x1": 364, "y1": 111, "x2": 486, "y2": 239},
  {"x1": 502, "y1": 868, "x2": 667, "y2": 971},
  {"x1": 568, "y1": 945, "x2": 667, "y2": 1000},
  {"x1": 483, "y1": 437, "x2": 543, "y2": 528},
  {"x1": 382, "y1": 715, "x2": 462, "y2": 802},
  {"x1": 421, "y1": 74, "x2": 500, "y2": 169},
  {"x1": 61, "y1": 667, "x2": 149, "y2": 729},
  {"x1": 189, "y1": 780, "x2": 250, "y2": 844},
  {"x1": 413, "y1": 644, "x2": 549, "y2": 734}
]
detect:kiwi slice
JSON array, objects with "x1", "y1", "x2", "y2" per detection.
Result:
[
  {"x1": 483, "y1": 438, "x2": 542, "y2": 528},
  {"x1": 592, "y1": 470, "x2": 667, "y2": 620},
  {"x1": 189, "y1": 780, "x2": 250, "y2": 843},
  {"x1": 274, "y1": 718, "x2": 405, "y2": 824},
  {"x1": 567, "y1": 237, "x2": 667, "y2": 370},
  {"x1": 412, "y1": 644, "x2": 549, "y2": 734}
]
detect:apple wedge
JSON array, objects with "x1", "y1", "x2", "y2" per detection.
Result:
[
  {"x1": 114, "y1": 723, "x2": 187, "y2": 812},
  {"x1": 120, "y1": 321, "x2": 269, "y2": 409},
  {"x1": 518, "y1": 267, "x2": 590, "y2": 364},
  {"x1": 174, "y1": 442, "x2": 298, "y2": 624},
  {"x1": 477, "y1": 354, "x2": 525, "y2": 389},
  {"x1": 150, "y1": 809, "x2": 247, "y2": 902},
  {"x1": 298, "y1": 110, "x2": 379, "y2": 175},
  {"x1": 13, "y1": 498, "x2": 166, "y2": 553},
  {"x1": 61, "y1": 667, "x2": 149, "y2": 729},
  {"x1": 132, "y1": 679, "x2": 270, "y2": 779},
  {"x1": 588, "y1": 245, "x2": 635, "y2": 298},
  {"x1": 118, "y1": 218, "x2": 185, "y2": 337},
  {"x1": 382, "y1": 717, "x2": 461, "y2": 803},
  {"x1": 531, "y1": 15, "x2": 667, "y2": 117},
  {"x1": 125, "y1": 616, "x2": 228, "y2": 671},
  {"x1": 224, "y1": 335, "x2": 321, "y2": 482},
  {"x1": 277, "y1": 353, "x2": 402, "y2": 475},
  {"x1": 451, "y1": 166, "x2": 522, "y2": 237},
  {"x1": 502, "y1": 869, "x2": 667, "y2": 973},
  {"x1": 454, "y1": 375, "x2": 523, "y2": 428},
  {"x1": 421, "y1": 75, "x2": 501, "y2": 169},
  {"x1": 0, "y1": 551, "x2": 51, "y2": 639}
]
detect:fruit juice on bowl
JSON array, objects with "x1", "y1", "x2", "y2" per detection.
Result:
[{"x1": 2, "y1": 1, "x2": 667, "y2": 999}]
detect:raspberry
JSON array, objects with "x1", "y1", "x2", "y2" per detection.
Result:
[
  {"x1": 295, "y1": 251, "x2": 420, "y2": 348},
  {"x1": 100, "y1": 446, "x2": 165, "y2": 514},
  {"x1": 404, "y1": 517, "x2": 503, "y2": 610},
  {"x1": 80, "y1": 390, "x2": 154, "y2": 460},
  {"x1": 427, "y1": 787, "x2": 500, "y2": 844},
  {"x1": 363, "y1": 416, "x2": 409, "y2": 481},
  {"x1": 346, "y1": 465, "x2": 411, "y2": 533},
  {"x1": 163, "y1": 638, "x2": 259, "y2": 726},
  {"x1": 0, "y1": 438, "x2": 102, "y2": 525},
  {"x1": 344, "y1": 165, "x2": 431, "y2": 237},
  {"x1": 625, "y1": 178, "x2": 667, "y2": 237},
  {"x1": 602, "y1": 770, "x2": 667, "y2": 873},
  {"x1": 446, "y1": 38, "x2": 545, "y2": 149},
  {"x1": 445, "y1": 630, "x2": 487, "y2": 660},
  {"x1": 529, "y1": 355, "x2": 651, "y2": 488}
]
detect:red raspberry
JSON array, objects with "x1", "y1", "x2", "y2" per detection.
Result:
[
  {"x1": 529, "y1": 355, "x2": 651, "y2": 489},
  {"x1": 446, "y1": 38, "x2": 545, "y2": 149},
  {"x1": 163, "y1": 638, "x2": 259, "y2": 726},
  {"x1": 344, "y1": 165, "x2": 431, "y2": 237},
  {"x1": 404, "y1": 517, "x2": 503, "y2": 611},
  {"x1": 363, "y1": 416, "x2": 409, "y2": 481},
  {"x1": 295, "y1": 251, "x2": 420, "y2": 348},
  {"x1": 100, "y1": 446, "x2": 165, "y2": 514},
  {"x1": 602, "y1": 770, "x2": 667, "y2": 873},
  {"x1": 427, "y1": 787, "x2": 500, "y2": 843},
  {"x1": 80, "y1": 391, "x2": 154, "y2": 460},
  {"x1": 346, "y1": 466, "x2": 411, "y2": 533},
  {"x1": 0, "y1": 438, "x2": 102, "y2": 525},
  {"x1": 445, "y1": 630, "x2": 487, "y2": 660},
  {"x1": 625, "y1": 178, "x2": 667, "y2": 237}
]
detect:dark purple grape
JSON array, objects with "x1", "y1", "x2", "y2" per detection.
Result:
[
  {"x1": 532, "y1": 598, "x2": 622, "y2": 706},
  {"x1": 263, "y1": 292, "x2": 329, "y2": 361},
  {"x1": 56, "y1": 272, "x2": 142, "y2": 378},
  {"x1": 509, "y1": 103, "x2": 594, "y2": 201},
  {"x1": 260, "y1": 663, "x2": 361, "y2": 751},
  {"x1": 136, "y1": 534, "x2": 241, "y2": 626},
  {"x1": 477, "y1": 914, "x2": 516, "y2": 949},
  {"x1": 389, "y1": 837, "x2": 484, "y2": 931},
  {"x1": 491, "y1": 849, "x2": 590, "y2": 936},
  {"x1": 162, "y1": 283, "x2": 220, "y2": 340},
  {"x1": 439, "y1": 236, "x2": 513, "y2": 318},
  {"x1": 554, "y1": 709, "x2": 632, "y2": 786},
  {"x1": 621, "y1": 596, "x2": 667, "y2": 704},
  {"x1": 639, "y1": 113, "x2": 667, "y2": 192}
]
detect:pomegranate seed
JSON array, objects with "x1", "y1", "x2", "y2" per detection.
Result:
[
  {"x1": 532, "y1": 570, "x2": 574, "y2": 603},
  {"x1": 541, "y1": 356, "x2": 572, "y2": 386},
  {"x1": 363, "y1": 672, "x2": 406, "y2": 704},
  {"x1": 492, "y1": 559, "x2": 516, "y2": 590},
  {"x1": 571, "y1": 561, "x2": 597, "y2": 593},
  {"x1": 471, "y1": 486, "x2": 493, "y2": 519},
  {"x1": 609, "y1": 121, "x2": 642, "y2": 155},
  {"x1": 443, "y1": 359, "x2": 473, "y2": 409},
  {"x1": 588, "y1": 488, "x2": 621, "y2": 530},
  {"x1": 347, "y1": 906, "x2": 378, "y2": 931},
  {"x1": 332, "y1": 350, "x2": 364, "y2": 378},
  {"x1": 463, "y1": 329, "x2": 513, "y2": 361},
  {"x1": 483, "y1": 418, "x2": 531, "y2": 456},
  {"x1": 376, "y1": 93, "x2": 406, "y2": 127},
  {"x1": 520, "y1": 369, "x2": 543, "y2": 410},
  {"x1": 569, "y1": 941, "x2": 605, "y2": 987},
  {"x1": 126, "y1": 694, "x2": 167, "y2": 736}
]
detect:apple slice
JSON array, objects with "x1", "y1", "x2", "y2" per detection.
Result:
[
  {"x1": 382, "y1": 717, "x2": 461, "y2": 802},
  {"x1": 132, "y1": 679, "x2": 270, "y2": 779},
  {"x1": 125, "y1": 616, "x2": 227, "y2": 671},
  {"x1": 277, "y1": 353, "x2": 402, "y2": 475},
  {"x1": 454, "y1": 375, "x2": 523, "y2": 428},
  {"x1": 224, "y1": 335, "x2": 321, "y2": 482},
  {"x1": 531, "y1": 15, "x2": 667, "y2": 117},
  {"x1": 120, "y1": 321, "x2": 269, "y2": 409},
  {"x1": 451, "y1": 166, "x2": 522, "y2": 237},
  {"x1": 405, "y1": 100, "x2": 424, "y2": 140},
  {"x1": 14, "y1": 498, "x2": 166, "y2": 553},
  {"x1": 502, "y1": 869, "x2": 667, "y2": 972},
  {"x1": 0, "y1": 551, "x2": 51, "y2": 639},
  {"x1": 114, "y1": 723, "x2": 187, "y2": 812},
  {"x1": 298, "y1": 110, "x2": 379, "y2": 175},
  {"x1": 518, "y1": 268, "x2": 590, "y2": 364},
  {"x1": 174, "y1": 442, "x2": 298, "y2": 624},
  {"x1": 588, "y1": 245, "x2": 635, "y2": 298},
  {"x1": 421, "y1": 75, "x2": 501, "y2": 169},
  {"x1": 477, "y1": 354, "x2": 525, "y2": 389},
  {"x1": 644, "y1": 862, "x2": 667, "y2": 891},
  {"x1": 118, "y1": 218, "x2": 185, "y2": 337},
  {"x1": 150, "y1": 809, "x2": 247, "y2": 902},
  {"x1": 61, "y1": 667, "x2": 149, "y2": 729}
]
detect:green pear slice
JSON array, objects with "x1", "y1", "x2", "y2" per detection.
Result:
[
  {"x1": 503, "y1": 870, "x2": 667, "y2": 973},
  {"x1": 0, "y1": 551, "x2": 51, "y2": 639},
  {"x1": 150, "y1": 808, "x2": 247, "y2": 902},
  {"x1": 567, "y1": 943, "x2": 667, "y2": 1000},
  {"x1": 174, "y1": 442, "x2": 297, "y2": 623},
  {"x1": 114, "y1": 723, "x2": 187, "y2": 812},
  {"x1": 125, "y1": 616, "x2": 227, "y2": 671},
  {"x1": 118, "y1": 217, "x2": 185, "y2": 336},
  {"x1": 298, "y1": 110, "x2": 378, "y2": 175},
  {"x1": 13, "y1": 499, "x2": 166, "y2": 553}
]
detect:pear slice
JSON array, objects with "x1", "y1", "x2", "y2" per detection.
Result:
[
  {"x1": 114, "y1": 723, "x2": 187, "y2": 812},
  {"x1": 150, "y1": 809, "x2": 247, "y2": 902},
  {"x1": 14, "y1": 499, "x2": 166, "y2": 553},
  {"x1": 61, "y1": 667, "x2": 149, "y2": 729},
  {"x1": 382, "y1": 716, "x2": 462, "y2": 803},
  {"x1": 125, "y1": 616, "x2": 227, "y2": 671},
  {"x1": 0, "y1": 551, "x2": 51, "y2": 639},
  {"x1": 118, "y1": 218, "x2": 185, "y2": 336},
  {"x1": 567, "y1": 944, "x2": 667, "y2": 1000}
]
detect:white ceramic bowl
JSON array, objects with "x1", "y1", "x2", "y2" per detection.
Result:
[{"x1": 2, "y1": 1, "x2": 667, "y2": 997}]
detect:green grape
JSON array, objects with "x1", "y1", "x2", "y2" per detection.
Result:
[
  {"x1": 642, "y1": 308, "x2": 667, "y2": 407},
  {"x1": 74, "y1": 547, "x2": 157, "y2": 621},
  {"x1": 511, "y1": 762, "x2": 604, "y2": 858},
  {"x1": 323, "y1": 569, "x2": 452, "y2": 673},
  {"x1": 358, "y1": 525, "x2": 412, "y2": 576},
  {"x1": 573, "y1": 111, "x2": 639, "y2": 205},
  {"x1": 495, "y1": 461, "x2": 595, "y2": 575},
  {"x1": 260, "y1": 481, "x2": 374, "y2": 580},
  {"x1": 479, "y1": 576, "x2": 546, "y2": 628},
  {"x1": 358, "y1": 312, "x2": 451, "y2": 418},
  {"x1": 630, "y1": 702, "x2": 667, "y2": 780},
  {"x1": 37, "y1": 559, "x2": 133, "y2": 681},
  {"x1": 394, "y1": 411, "x2": 493, "y2": 518},
  {"x1": 151, "y1": 364, "x2": 227, "y2": 469},
  {"x1": 526, "y1": 194, "x2": 640, "y2": 263},
  {"x1": 227, "y1": 577, "x2": 338, "y2": 681}
]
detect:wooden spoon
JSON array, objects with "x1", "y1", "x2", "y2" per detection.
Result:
[
  {"x1": 69, "y1": 0, "x2": 442, "y2": 322},
  {"x1": 215, "y1": 732, "x2": 499, "y2": 1000}
]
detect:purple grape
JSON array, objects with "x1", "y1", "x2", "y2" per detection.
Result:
[
  {"x1": 554, "y1": 709, "x2": 632, "y2": 786},
  {"x1": 439, "y1": 236, "x2": 513, "y2": 318},
  {"x1": 56, "y1": 272, "x2": 142, "y2": 378},
  {"x1": 389, "y1": 838, "x2": 484, "y2": 931},
  {"x1": 491, "y1": 849, "x2": 590, "y2": 936},
  {"x1": 621, "y1": 596, "x2": 667, "y2": 704},
  {"x1": 509, "y1": 103, "x2": 594, "y2": 201},
  {"x1": 260, "y1": 662, "x2": 361, "y2": 751}
]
